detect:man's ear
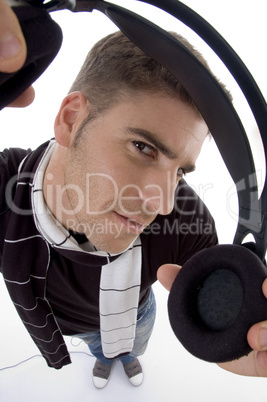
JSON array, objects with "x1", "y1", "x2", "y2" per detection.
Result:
[{"x1": 54, "y1": 91, "x2": 88, "y2": 147}]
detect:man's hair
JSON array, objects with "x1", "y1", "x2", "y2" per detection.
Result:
[{"x1": 69, "y1": 30, "x2": 230, "y2": 120}]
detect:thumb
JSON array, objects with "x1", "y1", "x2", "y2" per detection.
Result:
[
  {"x1": 157, "y1": 264, "x2": 181, "y2": 291},
  {"x1": 0, "y1": 0, "x2": 27, "y2": 73}
]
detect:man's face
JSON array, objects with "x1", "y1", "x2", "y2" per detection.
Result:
[{"x1": 60, "y1": 92, "x2": 208, "y2": 254}]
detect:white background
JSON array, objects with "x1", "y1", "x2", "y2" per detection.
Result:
[{"x1": 1, "y1": 0, "x2": 267, "y2": 400}]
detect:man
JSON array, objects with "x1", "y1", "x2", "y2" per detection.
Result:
[{"x1": 1, "y1": 0, "x2": 267, "y2": 389}]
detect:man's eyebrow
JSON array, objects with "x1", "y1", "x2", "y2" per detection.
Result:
[
  {"x1": 127, "y1": 127, "x2": 178, "y2": 160},
  {"x1": 127, "y1": 127, "x2": 196, "y2": 173}
]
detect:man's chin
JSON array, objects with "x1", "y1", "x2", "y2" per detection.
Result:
[{"x1": 89, "y1": 234, "x2": 139, "y2": 255}]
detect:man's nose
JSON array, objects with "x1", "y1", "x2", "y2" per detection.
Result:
[{"x1": 140, "y1": 170, "x2": 178, "y2": 216}]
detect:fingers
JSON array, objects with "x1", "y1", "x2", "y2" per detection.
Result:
[
  {"x1": 247, "y1": 321, "x2": 267, "y2": 351},
  {"x1": 217, "y1": 352, "x2": 259, "y2": 376},
  {"x1": 262, "y1": 276, "x2": 267, "y2": 298},
  {"x1": 0, "y1": 0, "x2": 27, "y2": 73},
  {"x1": 247, "y1": 279, "x2": 267, "y2": 351},
  {"x1": 241, "y1": 278, "x2": 267, "y2": 376},
  {"x1": 217, "y1": 321, "x2": 267, "y2": 377},
  {"x1": 8, "y1": 86, "x2": 35, "y2": 107},
  {"x1": 0, "y1": 0, "x2": 35, "y2": 107},
  {"x1": 157, "y1": 264, "x2": 181, "y2": 291}
]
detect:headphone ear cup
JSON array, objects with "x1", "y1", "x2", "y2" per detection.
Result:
[
  {"x1": 168, "y1": 244, "x2": 267, "y2": 363},
  {"x1": 0, "y1": 6, "x2": 63, "y2": 109}
]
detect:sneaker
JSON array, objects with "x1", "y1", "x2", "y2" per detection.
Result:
[
  {"x1": 123, "y1": 358, "x2": 143, "y2": 386},
  {"x1": 92, "y1": 359, "x2": 113, "y2": 389}
]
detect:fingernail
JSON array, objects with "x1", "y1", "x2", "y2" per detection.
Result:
[
  {"x1": 0, "y1": 34, "x2": 22, "y2": 59},
  {"x1": 259, "y1": 328, "x2": 267, "y2": 348}
]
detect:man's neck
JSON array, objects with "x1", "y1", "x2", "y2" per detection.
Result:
[{"x1": 43, "y1": 144, "x2": 77, "y2": 230}]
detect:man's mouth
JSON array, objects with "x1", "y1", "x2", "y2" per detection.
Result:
[{"x1": 115, "y1": 212, "x2": 149, "y2": 234}]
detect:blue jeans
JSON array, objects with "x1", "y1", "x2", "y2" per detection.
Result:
[{"x1": 74, "y1": 288, "x2": 156, "y2": 365}]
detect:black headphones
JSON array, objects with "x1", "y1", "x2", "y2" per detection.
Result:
[{"x1": 1, "y1": 0, "x2": 267, "y2": 364}]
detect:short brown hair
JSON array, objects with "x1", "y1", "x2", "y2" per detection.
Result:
[{"x1": 69, "y1": 30, "x2": 229, "y2": 118}]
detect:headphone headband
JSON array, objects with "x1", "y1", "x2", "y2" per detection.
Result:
[{"x1": 94, "y1": 0, "x2": 263, "y2": 249}]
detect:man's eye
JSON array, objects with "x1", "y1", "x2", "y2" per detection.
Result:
[
  {"x1": 177, "y1": 167, "x2": 186, "y2": 178},
  {"x1": 133, "y1": 141, "x2": 156, "y2": 158}
]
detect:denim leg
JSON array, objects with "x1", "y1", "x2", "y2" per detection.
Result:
[
  {"x1": 74, "y1": 287, "x2": 156, "y2": 366},
  {"x1": 119, "y1": 288, "x2": 157, "y2": 364},
  {"x1": 74, "y1": 331, "x2": 113, "y2": 365}
]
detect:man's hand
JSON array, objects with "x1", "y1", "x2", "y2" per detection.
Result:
[
  {"x1": 0, "y1": 0, "x2": 34, "y2": 106},
  {"x1": 157, "y1": 264, "x2": 267, "y2": 377}
]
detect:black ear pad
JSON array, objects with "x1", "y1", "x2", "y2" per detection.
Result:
[
  {"x1": 0, "y1": 6, "x2": 63, "y2": 109},
  {"x1": 168, "y1": 244, "x2": 267, "y2": 363}
]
